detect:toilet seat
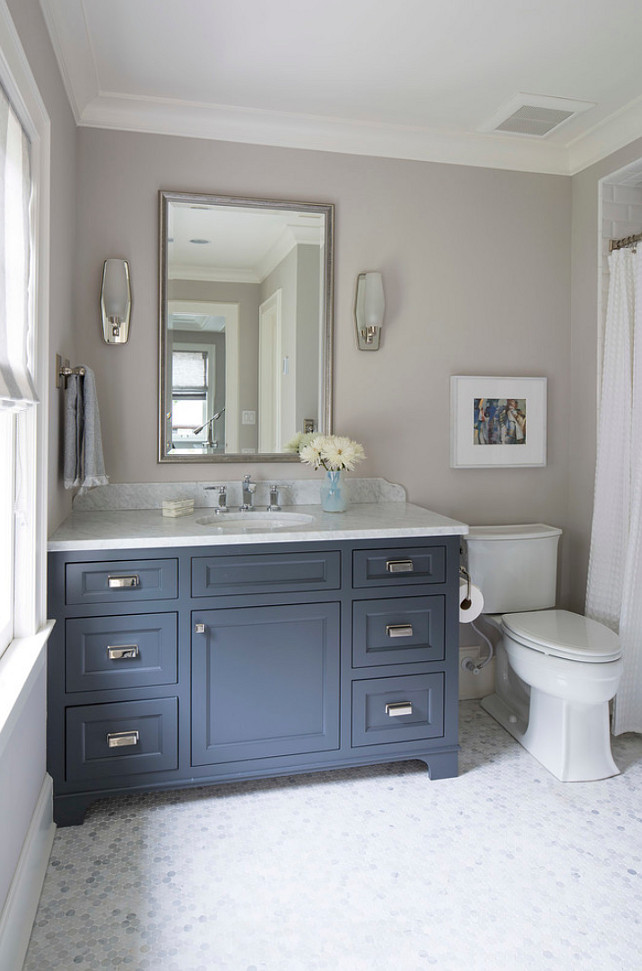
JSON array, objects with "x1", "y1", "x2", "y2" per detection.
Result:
[{"x1": 501, "y1": 609, "x2": 621, "y2": 663}]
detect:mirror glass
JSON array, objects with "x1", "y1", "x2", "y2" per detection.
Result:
[{"x1": 159, "y1": 191, "x2": 334, "y2": 462}]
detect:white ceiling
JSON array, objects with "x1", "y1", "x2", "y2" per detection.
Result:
[
  {"x1": 39, "y1": 0, "x2": 642, "y2": 175},
  {"x1": 167, "y1": 203, "x2": 324, "y2": 283}
]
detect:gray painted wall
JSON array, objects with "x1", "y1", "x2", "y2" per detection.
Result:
[{"x1": 74, "y1": 127, "x2": 572, "y2": 573}]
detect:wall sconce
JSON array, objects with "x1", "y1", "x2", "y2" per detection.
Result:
[
  {"x1": 354, "y1": 271, "x2": 385, "y2": 350},
  {"x1": 100, "y1": 259, "x2": 132, "y2": 344}
]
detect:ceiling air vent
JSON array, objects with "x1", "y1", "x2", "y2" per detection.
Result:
[
  {"x1": 481, "y1": 94, "x2": 594, "y2": 138},
  {"x1": 496, "y1": 105, "x2": 574, "y2": 137}
]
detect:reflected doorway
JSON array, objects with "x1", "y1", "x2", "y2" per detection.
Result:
[{"x1": 258, "y1": 289, "x2": 283, "y2": 452}]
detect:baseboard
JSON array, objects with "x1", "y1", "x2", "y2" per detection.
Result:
[{"x1": 0, "y1": 774, "x2": 55, "y2": 971}]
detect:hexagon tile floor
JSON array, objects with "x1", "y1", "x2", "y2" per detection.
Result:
[{"x1": 23, "y1": 702, "x2": 642, "y2": 970}]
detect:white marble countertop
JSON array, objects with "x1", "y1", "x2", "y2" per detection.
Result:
[{"x1": 48, "y1": 502, "x2": 468, "y2": 552}]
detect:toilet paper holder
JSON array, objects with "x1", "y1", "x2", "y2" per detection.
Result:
[
  {"x1": 459, "y1": 566, "x2": 472, "y2": 610},
  {"x1": 458, "y1": 565, "x2": 493, "y2": 675}
]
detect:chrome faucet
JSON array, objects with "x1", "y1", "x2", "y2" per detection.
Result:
[
  {"x1": 240, "y1": 474, "x2": 256, "y2": 511},
  {"x1": 203, "y1": 484, "x2": 228, "y2": 513},
  {"x1": 267, "y1": 485, "x2": 281, "y2": 511}
]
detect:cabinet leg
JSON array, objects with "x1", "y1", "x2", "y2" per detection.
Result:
[
  {"x1": 53, "y1": 795, "x2": 96, "y2": 827},
  {"x1": 418, "y1": 750, "x2": 459, "y2": 780}
]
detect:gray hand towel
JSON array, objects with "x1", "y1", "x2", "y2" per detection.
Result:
[{"x1": 63, "y1": 367, "x2": 108, "y2": 490}]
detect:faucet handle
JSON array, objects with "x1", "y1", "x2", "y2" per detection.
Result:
[{"x1": 268, "y1": 485, "x2": 281, "y2": 512}]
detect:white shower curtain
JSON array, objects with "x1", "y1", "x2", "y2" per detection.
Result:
[{"x1": 586, "y1": 247, "x2": 642, "y2": 735}]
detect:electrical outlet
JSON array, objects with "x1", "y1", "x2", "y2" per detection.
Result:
[{"x1": 241, "y1": 410, "x2": 256, "y2": 425}]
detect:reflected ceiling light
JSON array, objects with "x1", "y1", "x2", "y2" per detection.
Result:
[
  {"x1": 100, "y1": 258, "x2": 132, "y2": 344},
  {"x1": 354, "y1": 271, "x2": 385, "y2": 351}
]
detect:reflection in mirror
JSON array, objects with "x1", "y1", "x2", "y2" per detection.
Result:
[{"x1": 159, "y1": 192, "x2": 333, "y2": 462}]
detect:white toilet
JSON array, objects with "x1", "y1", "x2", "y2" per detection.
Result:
[{"x1": 465, "y1": 524, "x2": 623, "y2": 782}]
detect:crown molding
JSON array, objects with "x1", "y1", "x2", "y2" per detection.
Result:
[
  {"x1": 78, "y1": 92, "x2": 573, "y2": 175},
  {"x1": 38, "y1": 0, "x2": 98, "y2": 123},
  {"x1": 567, "y1": 94, "x2": 642, "y2": 175},
  {"x1": 76, "y1": 90, "x2": 642, "y2": 176},
  {"x1": 39, "y1": 0, "x2": 642, "y2": 177},
  {"x1": 169, "y1": 265, "x2": 260, "y2": 284}
]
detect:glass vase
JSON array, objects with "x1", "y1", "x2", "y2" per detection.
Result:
[{"x1": 320, "y1": 469, "x2": 349, "y2": 513}]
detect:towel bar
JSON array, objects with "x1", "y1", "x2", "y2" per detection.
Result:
[{"x1": 55, "y1": 353, "x2": 86, "y2": 389}]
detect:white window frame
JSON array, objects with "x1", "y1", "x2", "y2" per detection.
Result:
[{"x1": 0, "y1": 2, "x2": 51, "y2": 650}]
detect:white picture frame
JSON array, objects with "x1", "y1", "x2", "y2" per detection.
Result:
[{"x1": 450, "y1": 375, "x2": 547, "y2": 468}]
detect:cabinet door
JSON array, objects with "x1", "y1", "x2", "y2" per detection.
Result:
[{"x1": 192, "y1": 603, "x2": 340, "y2": 766}]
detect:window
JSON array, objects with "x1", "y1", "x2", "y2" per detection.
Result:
[
  {"x1": 0, "y1": 4, "x2": 50, "y2": 660},
  {"x1": 0, "y1": 412, "x2": 14, "y2": 651}
]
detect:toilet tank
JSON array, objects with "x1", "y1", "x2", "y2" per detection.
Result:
[{"x1": 465, "y1": 524, "x2": 562, "y2": 613}]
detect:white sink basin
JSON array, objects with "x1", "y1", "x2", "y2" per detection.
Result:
[{"x1": 196, "y1": 511, "x2": 315, "y2": 531}]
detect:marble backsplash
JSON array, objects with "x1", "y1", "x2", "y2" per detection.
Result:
[{"x1": 72, "y1": 477, "x2": 406, "y2": 511}]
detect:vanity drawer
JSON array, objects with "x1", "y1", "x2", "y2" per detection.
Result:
[
  {"x1": 191, "y1": 550, "x2": 341, "y2": 597},
  {"x1": 352, "y1": 595, "x2": 445, "y2": 668},
  {"x1": 65, "y1": 613, "x2": 178, "y2": 693},
  {"x1": 65, "y1": 558, "x2": 178, "y2": 605},
  {"x1": 65, "y1": 698, "x2": 178, "y2": 782},
  {"x1": 352, "y1": 546, "x2": 446, "y2": 588},
  {"x1": 352, "y1": 674, "x2": 444, "y2": 747}
]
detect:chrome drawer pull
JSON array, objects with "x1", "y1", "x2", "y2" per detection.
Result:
[
  {"x1": 107, "y1": 645, "x2": 140, "y2": 660},
  {"x1": 386, "y1": 559, "x2": 414, "y2": 574},
  {"x1": 107, "y1": 730, "x2": 140, "y2": 748},
  {"x1": 386, "y1": 624, "x2": 414, "y2": 638},
  {"x1": 107, "y1": 574, "x2": 140, "y2": 589},
  {"x1": 385, "y1": 702, "x2": 413, "y2": 717}
]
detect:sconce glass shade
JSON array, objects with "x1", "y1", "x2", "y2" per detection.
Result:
[
  {"x1": 101, "y1": 259, "x2": 132, "y2": 344},
  {"x1": 354, "y1": 271, "x2": 385, "y2": 350}
]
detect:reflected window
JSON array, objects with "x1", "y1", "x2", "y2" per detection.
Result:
[{"x1": 171, "y1": 349, "x2": 210, "y2": 441}]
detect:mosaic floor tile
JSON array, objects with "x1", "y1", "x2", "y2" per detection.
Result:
[{"x1": 23, "y1": 702, "x2": 642, "y2": 970}]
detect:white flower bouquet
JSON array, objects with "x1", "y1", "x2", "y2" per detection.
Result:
[{"x1": 285, "y1": 432, "x2": 366, "y2": 472}]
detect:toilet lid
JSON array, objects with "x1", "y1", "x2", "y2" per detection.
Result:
[{"x1": 501, "y1": 609, "x2": 622, "y2": 662}]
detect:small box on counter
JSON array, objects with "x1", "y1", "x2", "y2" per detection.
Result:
[{"x1": 162, "y1": 498, "x2": 195, "y2": 518}]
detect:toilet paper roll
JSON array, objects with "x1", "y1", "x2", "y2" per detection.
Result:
[{"x1": 459, "y1": 581, "x2": 484, "y2": 623}]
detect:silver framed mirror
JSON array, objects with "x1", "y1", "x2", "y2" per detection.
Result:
[{"x1": 158, "y1": 190, "x2": 334, "y2": 462}]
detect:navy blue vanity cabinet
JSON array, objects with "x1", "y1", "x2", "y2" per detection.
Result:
[{"x1": 47, "y1": 535, "x2": 460, "y2": 825}]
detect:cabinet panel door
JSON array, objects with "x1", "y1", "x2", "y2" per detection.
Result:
[
  {"x1": 191, "y1": 550, "x2": 340, "y2": 598},
  {"x1": 191, "y1": 603, "x2": 340, "y2": 765}
]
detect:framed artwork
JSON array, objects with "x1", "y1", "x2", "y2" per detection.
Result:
[{"x1": 450, "y1": 375, "x2": 547, "y2": 468}]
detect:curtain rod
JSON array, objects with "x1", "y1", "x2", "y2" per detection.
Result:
[{"x1": 609, "y1": 232, "x2": 642, "y2": 252}]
